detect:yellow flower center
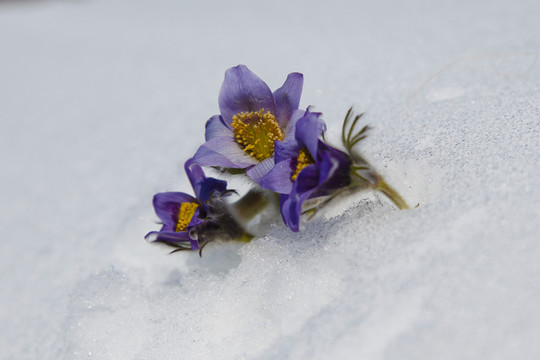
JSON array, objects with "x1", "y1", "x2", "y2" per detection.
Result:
[
  {"x1": 292, "y1": 148, "x2": 315, "y2": 181},
  {"x1": 175, "y1": 202, "x2": 199, "y2": 232},
  {"x1": 231, "y1": 109, "x2": 284, "y2": 162}
]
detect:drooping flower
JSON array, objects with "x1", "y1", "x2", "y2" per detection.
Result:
[
  {"x1": 260, "y1": 110, "x2": 353, "y2": 231},
  {"x1": 190, "y1": 65, "x2": 304, "y2": 183},
  {"x1": 145, "y1": 160, "x2": 238, "y2": 251}
]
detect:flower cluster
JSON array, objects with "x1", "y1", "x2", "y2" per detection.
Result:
[{"x1": 147, "y1": 65, "x2": 408, "y2": 253}]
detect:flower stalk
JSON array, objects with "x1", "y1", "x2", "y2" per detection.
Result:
[
  {"x1": 230, "y1": 188, "x2": 272, "y2": 224},
  {"x1": 343, "y1": 107, "x2": 409, "y2": 210},
  {"x1": 375, "y1": 178, "x2": 410, "y2": 210}
]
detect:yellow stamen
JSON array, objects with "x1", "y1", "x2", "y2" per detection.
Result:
[
  {"x1": 292, "y1": 148, "x2": 315, "y2": 181},
  {"x1": 231, "y1": 109, "x2": 283, "y2": 161},
  {"x1": 176, "y1": 202, "x2": 199, "y2": 232}
]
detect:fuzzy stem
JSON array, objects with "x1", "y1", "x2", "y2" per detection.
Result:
[
  {"x1": 231, "y1": 188, "x2": 271, "y2": 223},
  {"x1": 375, "y1": 178, "x2": 410, "y2": 210}
]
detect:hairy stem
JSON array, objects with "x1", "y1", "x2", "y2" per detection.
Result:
[{"x1": 231, "y1": 188, "x2": 271, "y2": 223}]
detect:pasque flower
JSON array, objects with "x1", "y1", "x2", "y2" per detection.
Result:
[
  {"x1": 145, "y1": 161, "x2": 237, "y2": 251},
  {"x1": 260, "y1": 110, "x2": 352, "y2": 231},
  {"x1": 146, "y1": 66, "x2": 411, "y2": 255},
  {"x1": 190, "y1": 65, "x2": 304, "y2": 183}
]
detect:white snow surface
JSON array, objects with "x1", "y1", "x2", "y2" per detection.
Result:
[{"x1": 1, "y1": 0, "x2": 540, "y2": 359}]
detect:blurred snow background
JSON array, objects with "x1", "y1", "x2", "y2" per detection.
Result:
[{"x1": 1, "y1": 0, "x2": 540, "y2": 359}]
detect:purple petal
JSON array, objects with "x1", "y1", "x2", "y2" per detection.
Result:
[
  {"x1": 273, "y1": 72, "x2": 303, "y2": 129},
  {"x1": 198, "y1": 177, "x2": 228, "y2": 203},
  {"x1": 184, "y1": 162, "x2": 227, "y2": 202},
  {"x1": 205, "y1": 115, "x2": 232, "y2": 141},
  {"x1": 152, "y1": 192, "x2": 198, "y2": 229},
  {"x1": 188, "y1": 208, "x2": 204, "y2": 227},
  {"x1": 145, "y1": 230, "x2": 198, "y2": 250},
  {"x1": 279, "y1": 194, "x2": 297, "y2": 231},
  {"x1": 191, "y1": 136, "x2": 258, "y2": 169},
  {"x1": 279, "y1": 189, "x2": 313, "y2": 233},
  {"x1": 282, "y1": 109, "x2": 306, "y2": 140},
  {"x1": 184, "y1": 161, "x2": 206, "y2": 198},
  {"x1": 311, "y1": 141, "x2": 352, "y2": 197},
  {"x1": 276, "y1": 141, "x2": 352, "y2": 232},
  {"x1": 246, "y1": 157, "x2": 275, "y2": 184},
  {"x1": 274, "y1": 137, "x2": 302, "y2": 164},
  {"x1": 277, "y1": 164, "x2": 319, "y2": 232},
  {"x1": 291, "y1": 189, "x2": 316, "y2": 231},
  {"x1": 145, "y1": 230, "x2": 191, "y2": 243},
  {"x1": 259, "y1": 158, "x2": 295, "y2": 194},
  {"x1": 272, "y1": 109, "x2": 306, "y2": 164},
  {"x1": 218, "y1": 65, "x2": 277, "y2": 124},
  {"x1": 282, "y1": 166, "x2": 319, "y2": 232},
  {"x1": 293, "y1": 164, "x2": 319, "y2": 193},
  {"x1": 295, "y1": 111, "x2": 326, "y2": 158}
]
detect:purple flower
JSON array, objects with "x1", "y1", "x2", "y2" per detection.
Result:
[
  {"x1": 145, "y1": 161, "x2": 230, "y2": 250},
  {"x1": 260, "y1": 110, "x2": 352, "y2": 231},
  {"x1": 190, "y1": 65, "x2": 304, "y2": 183}
]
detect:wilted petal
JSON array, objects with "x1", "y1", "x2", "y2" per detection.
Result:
[
  {"x1": 218, "y1": 65, "x2": 277, "y2": 124},
  {"x1": 273, "y1": 72, "x2": 303, "y2": 129}
]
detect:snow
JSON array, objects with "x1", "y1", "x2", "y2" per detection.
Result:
[{"x1": 1, "y1": 0, "x2": 540, "y2": 359}]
